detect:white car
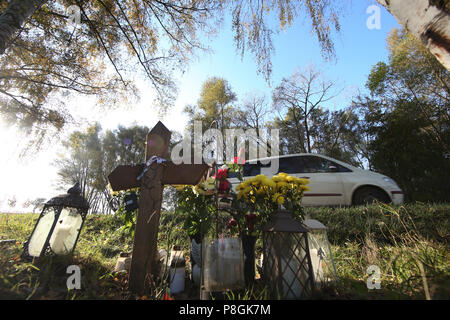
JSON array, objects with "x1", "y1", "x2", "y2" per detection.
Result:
[{"x1": 228, "y1": 153, "x2": 404, "y2": 206}]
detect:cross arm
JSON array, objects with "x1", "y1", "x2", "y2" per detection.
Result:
[{"x1": 107, "y1": 162, "x2": 210, "y2": 192}]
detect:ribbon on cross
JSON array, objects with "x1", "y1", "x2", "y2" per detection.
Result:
[{"x1": 137, "y1": 155, "x2": 167, "y2": 181}]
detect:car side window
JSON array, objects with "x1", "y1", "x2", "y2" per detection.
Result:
[
  {"x1": 278, "y1": 156, "x2": 305, "y2": 174},
  {"x1": 301, "y1": 156, "x2": 353, "y2": 173},
  {"x1": 243, "y1": 162, "x2": 261, "y2": 177},
  {"x1": 302, "y1": 156, "x2": 335, "y2": 173},
  {"x1": 241, "y1": 156, "x2": 352, "y2": 176}
]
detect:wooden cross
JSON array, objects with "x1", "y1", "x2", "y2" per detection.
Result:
[{"x1": 108, "y1": 121, "x2": 209, "y2": 295}]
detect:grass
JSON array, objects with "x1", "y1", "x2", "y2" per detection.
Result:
[{"x1": 0, "y1": 203, "x2": 449, "y2": 300}]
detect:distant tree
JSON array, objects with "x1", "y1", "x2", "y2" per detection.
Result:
[
  {"x1": 185, "y1": 77, "x2": 237, "y2": 132},
  {"x1": 23, "y1": 197, "x2": 47, "y2": 212},
  {"x1": 272, "y1": 65, "x2": 340, "y2": 153},
  {"x1": 184, "y1": 76, "x2": 238, "y2": 162},
  {"x1": 7, "y1": 196, "x2": 17, "y2": 208},
  {"x1": 54, "y1": 123, "x2": 183, "y2": 213},
  {"x1": 232, "y1": 92, "x2": 270, "y2": 133},
  {"x1": 309, "y1": 106, "x2": 364, "y2": 167},
  {"x1": 54, "y1": 123, "x2": 104, "y2": 212},
  {"x1": 100, "y1": 124, "x2": 149, "y2": 212}
]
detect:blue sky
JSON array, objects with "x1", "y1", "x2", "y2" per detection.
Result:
[
  {"x1": 0, "y1": 1, "x2": 402, "y2": 211},
  {"x1": 173, "y1": 0, "x2": 400, "y2": 114}
]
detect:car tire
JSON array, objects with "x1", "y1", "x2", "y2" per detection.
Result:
[{"x1": 353, "y1": 187, "x2": 390, "y2": 206}]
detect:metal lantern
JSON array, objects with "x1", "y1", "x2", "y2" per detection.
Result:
[
  {"x1": 262, "y1": 210, "x2": 315, "y2": 299},
  {"x1": 303, "y1": 219, "x2": 338, "y2": 286},
  {"x1": 124, "y1": 192, "x2": 139, "y2": 213},
  {"x1": 23, "y1": 183, "x2": 89, "y2": 259}
]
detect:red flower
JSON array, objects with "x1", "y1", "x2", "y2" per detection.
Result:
[
  {"x1": 234, "y1": 156, "x2": 246, "y2": 165},
  {"x1": 218, "y1": 180, "x2": 230, "y2": 192},
  {"x1": 216, "y1": 168, "x2": 228, "y2": 180},
  {"x1": 228, "y1": 218, "x2": 237, "y2": 227}
]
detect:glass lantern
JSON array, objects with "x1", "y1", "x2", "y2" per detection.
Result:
[
  {"x1": 201, "y1": 237, "x2": 245, "y2": 297},
  {"x1": 303, "y1": 219, "x2": 338, "y2": 286},
  {"x1": 262, "y1": 210, "x2": 315, "y2": 299},
  {"x1": 23, "y1": 183, "x2": 89, "y2": 259}
]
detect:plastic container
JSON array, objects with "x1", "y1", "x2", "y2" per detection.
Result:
[{"x1": 169, "y1": 256, "x2": 186, "y2": 294}]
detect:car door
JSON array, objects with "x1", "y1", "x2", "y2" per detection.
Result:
[{"x1": 289, "y1": 155, "x2": 346, "y2": 206}]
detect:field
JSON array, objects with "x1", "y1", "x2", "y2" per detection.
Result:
[{"x1": 0, "y1": 203, "x2": 448, "y2": 300}]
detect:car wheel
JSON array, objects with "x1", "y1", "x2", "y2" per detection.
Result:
[{"x1": 353, "y1": 187, "x2": 390, "y2": 205}]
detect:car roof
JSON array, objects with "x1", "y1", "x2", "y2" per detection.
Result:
[{"x1": 243, "y1": 153, "x2": 362, "y2": 171}]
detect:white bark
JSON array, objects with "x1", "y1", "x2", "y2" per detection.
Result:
[
  {"x1": 378, "y1": 0, "x2": 450, "y2": 71},
  {"x1": 0, "y1": 0, "x2": 47, "y2": 54}
]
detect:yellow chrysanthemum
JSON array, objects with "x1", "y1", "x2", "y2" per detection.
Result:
[
  {"x1": 272, "y1": 176, "x2": 281, "y2": 182},
  {"x1": 276, "y1": 181, "x2": 288, "y2": 189},
  {"x1": 272, "y1": 193, "x2": 281, "y2": 203},
  {"x1": 277, "y1": 196, "x2": 285, "y2": 205},
  {"x1": 266, "y1": 179, "x2": 277, "y2": 188},
  {"x1": 286, "y1": 176, "x2": 296, "y2": 182},
  {"x1": 300, "y1": 185, "x2": 311, "y2": 192},
  {"x1": 297, "y1": 178, "x2": 310, "y2": 185}
]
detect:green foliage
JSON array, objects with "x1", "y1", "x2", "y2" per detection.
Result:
[
  {"x1": 114, "y1": 190, "x2": 139, "y2": 239},
  {"x1": 184, "y1": 76, "x2": 238, "y2": 133},
  {"x1": 175, "y1": 186, "x2": 215, "y2": 240},
  {"x1": 364, "y1": 100, "x2": 449, "y2": 201},
  {"x1": 358, "y1": 28, "x2": 450, "y2": 202}
]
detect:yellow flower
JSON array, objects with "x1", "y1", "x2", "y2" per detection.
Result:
[
  {"x1": 277, "y1": 196, "x2": 285, "y2": 205},
  {"x1": 276, "y1": 181, "x2": 288, "y2": 189},
  {"x1": 286, "y1": 176, "x2": 296, "y2": 182},
  {"x1": 300, "y1": 185, "x2": 311, "y2": 192},
  {"x1": 272, "y1": 193, "x2": 281, "y2": 203},
  {"x1": 266, "y1": 179, "x2": 276, "y2": 188},
  {"x1": 296, "y1": 178, "x2": 310, "y2": 185},
  {"x1": 272, "y1": 175, "x2": 283, "y2": 182}
]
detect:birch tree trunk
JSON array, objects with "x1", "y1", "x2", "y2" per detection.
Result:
[
  {"x1": 0, "y1": 0, "x2": 47, "y2": 54},
  {"x1": 378, "y1": 0, "x2": 450, "y2": 71}
]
